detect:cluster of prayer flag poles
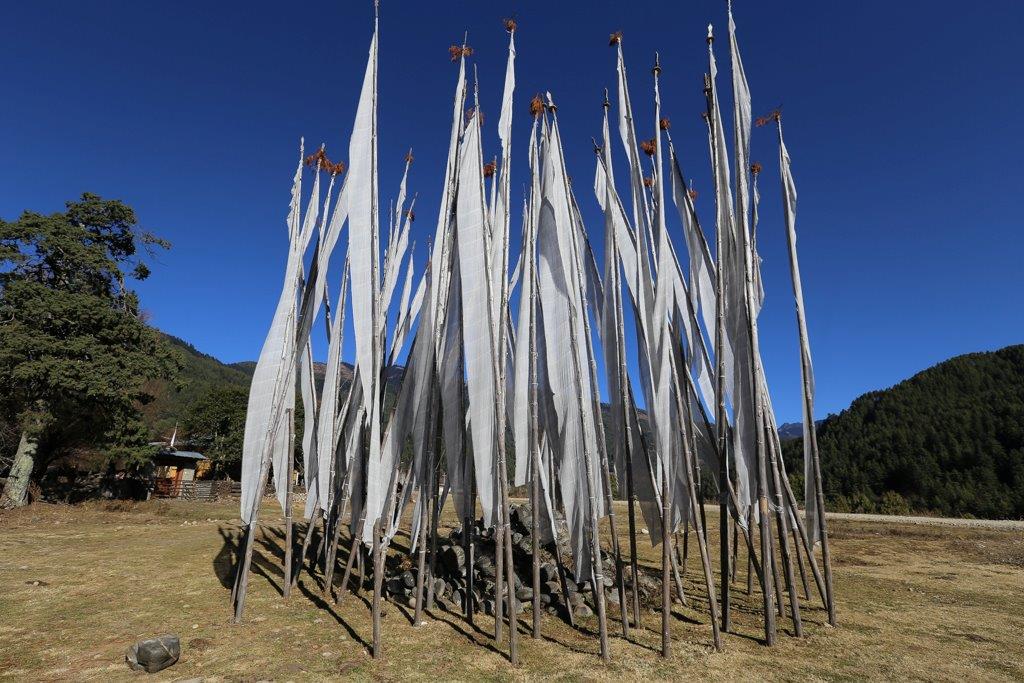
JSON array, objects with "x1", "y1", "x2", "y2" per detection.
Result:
[{"x1": 230, "y1": 1, "x2": 837, "y2": 665}]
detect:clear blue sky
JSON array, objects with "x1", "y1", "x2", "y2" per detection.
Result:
[{"x1": 3, "y1": 1, "x2": 1022, "y2": 423}]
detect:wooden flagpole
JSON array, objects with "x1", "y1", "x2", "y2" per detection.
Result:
[
  {"x1": 327, "y1": 440, "x2": 358, "y2": 598},
  {"x1": 232, "y1": 362, "x2": 296, "y2": 624},
  {"x1": 702, "y1": 67, "x2": 733, "y2": 634},
  {"x1": 778, "y1": 459, "x2": 827, "y2": 606},
  {"x1": 569, "y1": 193, "x2": 630, "y2": 641},
  {"x1": 668, "y1": 350, "x2": 722, "y2": 651},
  {"x1": 775, "y1": 116, "x2": 836, "y2": 625},
  {"x1": 283, "y1": 411, "x2": 295, "y2": 598},
  {"x1": 551, "y1": 96, "x2": 608, "y2": 662},
  {"x1": 414, "y1": 380, "x2": 440, "y2": 625},
  {"x1": 412, "y1": 456, "x2": 431, "y2": 624},
  {"x1": 766, "y1": 418, "x2": 802, "y2": 636},
  {"x1": 291, "y1": 503, "x2": 320, "y2": 590},
  {"x1": 231, "y1": 453, "x2": 270, "y2": 623},
  {"x1": 603, "y1": 125, "x2": 644, "y2": 629},
  {"x1": 527, "y1": 205, "x2": 543, "y2": 640},
  {"x1": 425, "y1": 458, "x2": 444, "y2": 611}
]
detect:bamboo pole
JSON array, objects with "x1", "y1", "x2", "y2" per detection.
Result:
[
  {"x1": 670, "y1": 526, "x2": 688, "y2": 607},
  {"x1": 291, "y1": 506, "x2": 318, "y2": 590},
  {"x1": 455, "y1": 94, "x2": 518, "y2": 653},
  {"x1": 550, "y1": 100, "x2": 606, "y2": 662},
  {"x1": 776, "y1": 116, "x2": 836, "y2": 627},
  {"x1": 530, "y1": 442, "x2": 541, "y2": 639},
  {"x1": 791, "y1": 523, "x2": 810, "y2": 600},
  {"x1": 325, "y1": 469, "x2": 355, "y2": 597},
  {"x1": 615, "y1": 267, "x2": 643, "y2": 631},
  {"x1": 574, "y1": 316, "x2": 610, "y2": 645},
  {"x1": 674, "y1": 531, "x2": 686, "y2": 580},
  {"x1": 336, "y1": 527, "x2": 359, "y2": 602},
  {"x1": 464, "y1": 512, "x2": 474, "y2": 622},
  {"x1": 624, "y1": 449, "x2": 642, "y2": 629},
  {"x1": 412, "y1": 375, "x2": 441, "y2": 624},
  {"x1": 768, "y1": 515, "x2": 785, "y2": 617},
  {"x1": 527, "y1": 227, "x2": 543, "y2": 640},
  {"x1": 494, "y1": 472, "x2": 505, "y2": 641},
  {"x1": 570, "y1": 198, "x2": 630, "y2": 642},
  {"x1": 742, "y1": 171, "x2": 777, "y2": 645},
  {"x1": 553, "y1": 529, "x2": 576, "y2": 629},
  {"x1": 413, "y1": 438, "x2": 432, "y2": 624},
  {"x1": 731, "y1": 515, "x2": 739, "y2": 583},
  {"x1": 564, "y1": 277, "x2": 609, "y2": 660},
  {"x1": 660, "y1": 444, "x2": 672, "y2": 658},
  {"x1": 624, "y1": 380, "x2": 690, "y2": 619},
  {"x1": 767, "y1": 423, "x2": 802, "y2": 635},
  {"x1": 283, "y1": 411, "x2": 295, "y2": 599},
  {"x1": 372, "y1": 414, "x2": 409, "y2": 659},
  {"x1": 778, "y1": 453, "x2": 828, "y2": 607},
  {"x1": 371, "y1": 520, "x2": 383, "y2": 658},
  {"x1": 746, "y1": 508, "x2": 754, "y2": 596},
  {"x1": 232, "y1": 453, "x2": 272, "y2": 623},
  {"x1": 425, "y1": 465, "x2": 443, "y2": 611},
  {"x1": 668, "y1": 352, "x2": 722, "y2": 651},
  {"x1": 333, "y1": 454, "x2": 365, "y2": 603}
]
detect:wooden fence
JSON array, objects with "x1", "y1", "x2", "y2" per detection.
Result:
[{"x1": 151, "y1": 479, "x2": 304, "y2": 501}]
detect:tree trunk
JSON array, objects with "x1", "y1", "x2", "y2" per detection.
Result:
[{"x1": 1, "y1": 431, "x2": 36, "y2": 508}]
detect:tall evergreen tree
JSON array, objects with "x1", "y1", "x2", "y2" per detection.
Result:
[{"x1": 0, "y1": 193, "x2": 181, "y2": 506}]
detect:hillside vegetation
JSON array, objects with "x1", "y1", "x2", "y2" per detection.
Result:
[
  {"x1": 784, "y1": 345, "x2": 1024, "y2": 519},
  {"x1": 138, "y1": 334, "x2": 253, "y2": 439}
]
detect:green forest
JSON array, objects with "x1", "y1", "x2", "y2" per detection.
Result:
[{"x1": 782, "y1": 345, "x2": 1024, "y2": 519}]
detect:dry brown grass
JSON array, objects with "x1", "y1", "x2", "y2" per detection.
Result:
[{"x1": 1, "y1": 498, "x2": 1022, "y2": 681}]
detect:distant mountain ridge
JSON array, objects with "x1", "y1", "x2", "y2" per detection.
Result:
[{"x1": 777, "y1": 421, "x2": 824, "y2": 441}]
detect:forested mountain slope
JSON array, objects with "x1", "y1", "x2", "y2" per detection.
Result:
[{"x1": 783, "y1": 345, "x2": 1024, "y2": 518}]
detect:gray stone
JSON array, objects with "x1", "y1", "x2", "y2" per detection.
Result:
[
  {"x1": 573, "y1": 603, "x2": 594, "y2": 619},
  {"x1": 443, "y1": 546, "x2": 466, "y2": 573},
  {"x1": 125, "y1": 635, "x2": 180, "y2": 674}
]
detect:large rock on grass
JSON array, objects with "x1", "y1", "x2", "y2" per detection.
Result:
[{"x1": 125, "y1": 634, "x2": 180, "y2": 674}]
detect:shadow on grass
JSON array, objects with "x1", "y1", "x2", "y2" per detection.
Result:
[
  {"x1": 298, "y1": 580, "x2": 373, "y2": 654},
  {"x1": 214, "y1": 525, "x2": 241, "y2": 589},
  {"x1": 424, "y1": 607, "x2": 505, "y2": 660},
  {"x1": 214, "y1": 523, "x2": 285, "y2": 598}
]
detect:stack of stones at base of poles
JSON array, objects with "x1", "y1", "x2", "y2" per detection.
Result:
[{"x1": 380, "y1": 502, "x2": 641, "y2": 620}]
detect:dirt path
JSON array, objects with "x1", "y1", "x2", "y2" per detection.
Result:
[
  {"x1": 694, "y1": 504, "x2": 1024, "y2": 531},
  {"x1": 823, "y1": 511, "x2": 1024, "y2": 530}
]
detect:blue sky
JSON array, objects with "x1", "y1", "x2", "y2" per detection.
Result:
[{"x1": 2, "y1": 1, "x2": 1022, "y2": 423}]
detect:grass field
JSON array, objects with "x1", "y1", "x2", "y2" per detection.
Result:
[{"x1": 2, "y1": 497, "x2": 1022, "y2": 681}]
